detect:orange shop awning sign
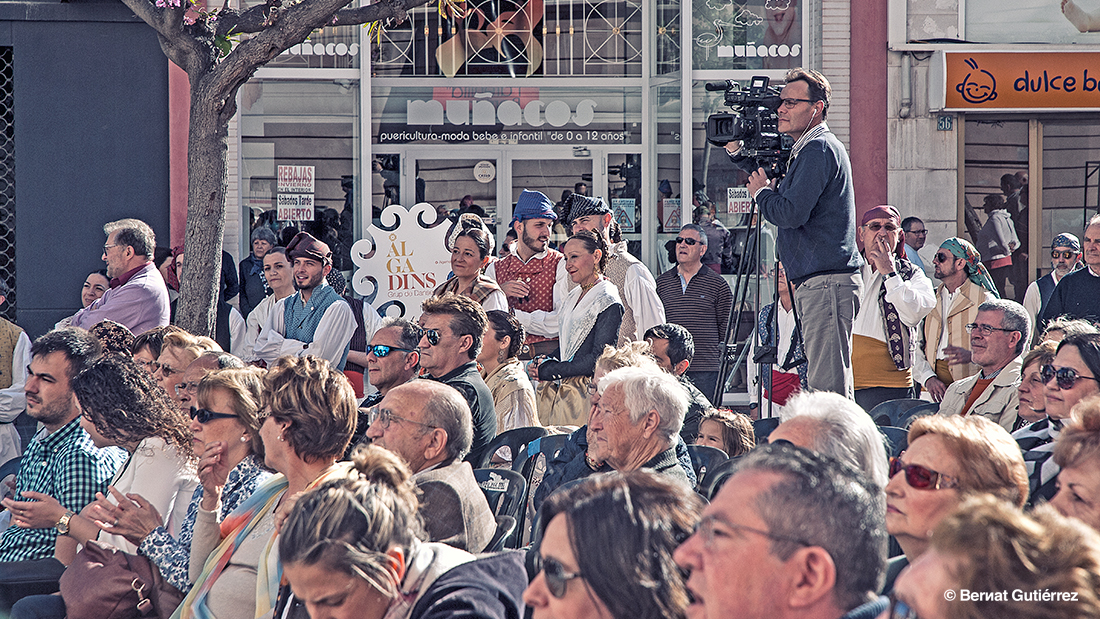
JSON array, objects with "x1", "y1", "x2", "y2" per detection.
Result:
[{"x1": 943, "y1": 52, "x2": 1100, "y2": 110}]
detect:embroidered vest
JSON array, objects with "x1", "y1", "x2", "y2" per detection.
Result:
[
  {"x1": 0, "y1": 318, "x2": 20, "y2": 390},
  {"x1": 603, "y1": 253, "x2": 637, "y2": 345},
  {"x1": 494, "y1": 251, "x2": 563, "y2": 345},
  {"x1": 283, "y1": 284, "x2": 350, "y2": 369}
]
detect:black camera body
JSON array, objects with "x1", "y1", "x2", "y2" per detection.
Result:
[{"x1": 705, "y1": 76, "x2": 794, "y2": 180}]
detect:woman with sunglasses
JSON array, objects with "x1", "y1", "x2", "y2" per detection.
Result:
[
  {"x1": 1015, "y1": 332, "x2": 1100, "y2": 505},
  {"x1": 882, "y1": 414, "x2": 1027, "y2": 594},
  {"x1": 278, "y1": 444, "x2": 527, "y2": 619},
  {"x1": 524, "y1": 470, "x2": 702, "y2": 619},
  {"x1": 433, "y1": 223, "x2": 507, "y2": 312},
  {"x1": 154, "y1": 330, "x2": 221, "y2": 414}
]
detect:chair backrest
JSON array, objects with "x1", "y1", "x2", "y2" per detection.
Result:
[
  {"x1": 485, "y1": 515, "x2": 517, "y2": 553},
  {"x1": 895, "y1": 401, "x2": 939, "y2": 429},
  {"x1": 478, "y1": 426, "x2": 550, "y2": 469},
  {"x1": 867, "y1": 398, "x2": 926, "y2": 427},
  {"x1": 878, "y1": 426, "x2": 909, "y2": 459},
  {"x1": 513, "y1": 433, "x2": 571, "y2": 475},
  {"x1": 700, "y1": 457, "x2": 741, "y2": 501},
  {"x1": 474, "y1": 467, "x2": 528, "y2": 524},
  {"x1": 687, "y1": 444, "x2": 729, "y2": 488},
  {"x1": 752, "y1": 417, "x2": 780, "y2": 444}
]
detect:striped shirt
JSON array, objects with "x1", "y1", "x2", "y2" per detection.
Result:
[
  {"x1": 0, "y1": 417, "x2": 125, "y2": 561},
  {"x1": 656, "y1": 266, "x2": 733, "y2": 372}
]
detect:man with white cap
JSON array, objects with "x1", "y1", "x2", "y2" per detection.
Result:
[
  {"x1": 255, "y1": 231, "x2": 356, "y2": 370},
  {"x1": 485, "y1": 189, "x2": 569, "y2": 358},
  {"x1": 1023, "y1": 232, "x2": 1081, "y2": 329},
  {"x1": 1041, "y1": 215, "x2": 1100, "y2": 328},
  {"x1": 851, "y1": 205, "x2": 935, "y2": 412}
]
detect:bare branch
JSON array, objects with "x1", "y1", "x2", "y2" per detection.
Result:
[{"x1": 333, "y1": 0, "x2": 427, "y2": 27}]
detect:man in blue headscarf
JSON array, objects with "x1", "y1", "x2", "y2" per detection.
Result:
[{"x1": 1022, "y1": 232, "x2": 1081, "y2": 329}]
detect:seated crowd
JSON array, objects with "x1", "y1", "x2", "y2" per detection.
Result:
[{"x1": 3, "y1": 213, "x2": 1100, "y2": 619}]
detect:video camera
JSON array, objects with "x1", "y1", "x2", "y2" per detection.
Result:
[{"x1": 705, "y1": 76, "x2": 794, "y2": 180}]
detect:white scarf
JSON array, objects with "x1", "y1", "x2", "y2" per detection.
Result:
[{"x1": 559, "y1": 278, "x2": 620, "y2": 362}]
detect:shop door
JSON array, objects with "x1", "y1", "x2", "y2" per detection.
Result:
[{"x1": 403, "y1": 151, "x2": 504, "y2": 239}]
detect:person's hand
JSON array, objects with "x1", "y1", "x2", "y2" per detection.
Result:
[
  {"x1": 274, "y1": 491, "x2": 302, "y2": 534},
  {"x1": 865, "y1": 234, "x2": 896, "y2": 275},
  {"x1": 526, "y1": 357, "x2": 543, "y2": 381},
  {"x1": 747, "y1": 168, "x2": 773, "y2": 196},
  {"x1": 499, "y1": 280, "x2": 530, "y2": 299},
  {"x1": 724, "y1": 141, "x2": 742, "y2": 154},
  {"x1": 2, "y1": 491, "x2": 65, "y2": 529},
  {"x1": 925, "y1": 377, "x2": 948, "y2": 402},
  {"x1": 197, "y1": 441, "x2": 233, "y2": 512},
  {"x1": 88, "y1": 487, "x2": 163, "y2": 547},
  {"x1": 943, "y1": 345, "x2": 972, "y2": 366}
]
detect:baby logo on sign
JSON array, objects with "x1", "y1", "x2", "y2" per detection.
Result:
[{"x1": 351, "y1": 203, "x2": 452, "y2": 320}]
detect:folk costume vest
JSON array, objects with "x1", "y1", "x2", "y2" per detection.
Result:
[
  {"x1": 283, "y1": 284, "x2": 350, "y2": 370},
  {"x1": 494, "y1": 251, "x2": 563, "y2": 345}
]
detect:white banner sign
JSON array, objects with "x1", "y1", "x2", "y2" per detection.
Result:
[
  {"x1": 728, "y1": 187, "x2": 753, "y2": 214},
  {"x1": 277, "y1": 193, "x2": 315, "y2": 221},
  {"x1": 277, "y1": 165, "x2": 315, "y2": 193}
]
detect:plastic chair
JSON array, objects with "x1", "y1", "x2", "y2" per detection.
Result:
[
  {"x1": 752, "y1": 417, "x2": 781, "y2": 444},
  {"x1": 879, "y1": 426, "x2": 909, "y2": 459},
  {"x1": 485, "y1": 515, "x2": 517, "y2": 553},
  {"x1": 867, "y1": 399, "x2": 926, "y2": 427},
  {"x1": 687, "y1": 445, "x2": 729, "y2": 489},
  {"x1": 474, "y1": 467, "x2": 528, "y2": 549},
  {"x1": 0, "y1": 455, "x2": 20, "y2": 481},
  {"x1": 512, "y1": 433, "x2": 571, "y2": 475},
  {"x1": 477, "y1": 426, "x2": 549, "y2": 469},
  {"x1": 895, "y1": 401, "x2": 939, "y2": 429},
  {"x1": 700, "y1": 457, "x2": 741, "y2": 501}
]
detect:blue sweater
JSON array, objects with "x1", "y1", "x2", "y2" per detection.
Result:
[{"x1": 755, "y1": 130, "x2": 863, "y2": 285}]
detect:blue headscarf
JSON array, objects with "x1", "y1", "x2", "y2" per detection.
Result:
[{"x1": 511, "y1": 190, "x2": 556, "y2": 226}]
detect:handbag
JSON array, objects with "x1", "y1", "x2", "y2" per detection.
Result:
[{"x1": 59, "y1": 540, "x2": 185, "y2": 619}]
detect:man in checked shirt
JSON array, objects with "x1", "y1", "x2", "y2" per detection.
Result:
[{"x1": 0, "y1": 328, "x2": 126, "y2": 611}]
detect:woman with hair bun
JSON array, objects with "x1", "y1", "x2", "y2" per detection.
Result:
[
  {"x1": 278, "y1": 444, "x2": 527, "y2": 619},
  {"x1": 526, "y1": 230, "x2": 623, "y2": 426},
  {"x1": 478, "y1": 310, "x2": 539, "y2": 433}
]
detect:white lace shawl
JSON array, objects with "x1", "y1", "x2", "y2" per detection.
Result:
[{"x1": 558, "y1": 279, "x2": 621, "y2": 362}]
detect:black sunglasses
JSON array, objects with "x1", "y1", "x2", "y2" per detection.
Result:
[
  {"x1": 368, "y1": 344, "x2": 414, "y2": 358},
  {"x1": 1041, "y1": 364, "x2": 1100, "y2": 390},
  {"x1": 888, "y1": 456, "x2": 959, "y2": 490},
  {"x1": 189, "y1": 407, "x2": 238, "y2": 424},
  {"x1": 1052, "y1": 250, "x2": 1077, "y2": 260},
  {"x1": 533, "y1": 553, "x2": 582, "y2": 599},
  {"x1": 421, "y1": 328, "x2": 442, "y2": 346},
  {"x1": 932, "y1": 252, "x2": 954, "y2": 264},
  {"x1": 675, "y1": 236, "x2": 700, "y2": 246}
]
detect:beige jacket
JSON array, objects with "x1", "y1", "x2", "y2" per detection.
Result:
[
  {"x1": 938, "y1": 355, "x2": 1022, "y2": 432},
  {"x1": 916, "y1": 279, "x2": 995, "y2": 385}
]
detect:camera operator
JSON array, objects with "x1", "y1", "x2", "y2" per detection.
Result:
[{"x1": 727, "y1": 67, "x2": 863, "y2": 398}]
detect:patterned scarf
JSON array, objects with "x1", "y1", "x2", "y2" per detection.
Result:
[
  {"x1": 940, "y1": 237, "x2": 999, "y2": 298},
  {"x1": 435, "y1": 274, "x2": 502, "y2": 305},
  {"x1": 879, "y1": 258, "x2": 919, "y2": 370},
  {"x1": 1014, "y1": 417, "x2": 1063, "y2": 506}
]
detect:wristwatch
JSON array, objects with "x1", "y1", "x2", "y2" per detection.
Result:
[{"x1": 55, "y1": 510, "x2": 75, "y2": 536}]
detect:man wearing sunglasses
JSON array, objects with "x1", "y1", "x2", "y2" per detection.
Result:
[
  {"x1": 734, "y1": 68, "x2": 864, "y2": 399},
  {"x1": 655, "y1": 224, "x2": 733, "y2": 402},
  {"x1": 938, "y1": 299, "x2": 1029, "y2": 431},
  {"x1": 1041, "y1": 217, "x2": 1100, "y2": 329},
  {"x1": 913, "y1": 238, "x2": 999, "y2": 402},
  {"x1": 900, "y1": 217, "x2": 930, "y2": 277},
  {"x1": 674, "y1": 443, "x2": 888, "y2": 619},
  {"x1": 1023, "y1": 232, "x2": 1081, "y2": 329}
]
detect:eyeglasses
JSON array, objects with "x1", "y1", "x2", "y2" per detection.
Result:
[
  {"x1": 369, "y1": 407, "x2": 438, "y2": 430},
  {"x1": 368, "y1": 344, "x2": 414, "y2": 358},
  {"x1": 174, "y1": 381, "x2": 201, "y2": 396},
  {"x1": 586, "y1": 383, "x2": 599, "y2": 396},
  {"x1": 694, "y1": 514, "x2": 810, "y2": 552},
  {"x1": 135, "y1": 359, "x2": 161, "y2": 372},
  {"x1": 932, "y1": 252, "x2": 953, "y2": 264},
  {"x1": 420, "y1": 328, "x2": 442, "y2": 346},
  {"x1": 188, "y1": 407, "x2": 238, "y2": 424},
  {"x1": 1040, "y1": 364, "x2": 1100, "y2": 390},
  {"x1": 533, "y1": 553, "x2": 582, "y2": 599},
  {"x1": 779, "y1": 97, "x2": 814, "y2": 108},
  {"x1": 864, "y1": 222, "x2": 899, "y2": 233},
  {"x1": 906, "y1": 229, "x2": 928, "y2": 236},
  {"x1": 156, "y1": 364, "x2": 180, "y2": 378},
  {"x1": 675, "y1": 236, "x2": 700, "y2": 246},
  {"x1": 102, "y1": 243, "x2": 118, "y2": 254},
  {"x1": 886, "y1": 595, "x2": 919, "y2": 619},
  {"x1": 1052, "y1": 250, "x2": 1078, "y2": 260},
  {"x1": 889, "y1": 456, "x2": 959, "y2": 490},
  {"x1": 965, "y1": 323, "x2": 1017, "y2": 336}
]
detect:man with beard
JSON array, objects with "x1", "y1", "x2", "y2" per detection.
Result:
[
  {"x1": 913, "y1": 238, "x2": 1000, "y2": 402},
  {"x1": 255, "y1": 232, "x2": 355, "y2": 370},
  {"x1": 71, "y1": 218, "x2": 170, "y2": 336},
  {"x1": 1041, "y1": 217, "x2": 1100, "y2": 328},
  {"x1": 1023, "y1": 233, "x2": 1081, "y2": 329},
  {"x1": 0, "y1": 328, "x2": 126, "y2": 611},
  {"x1": 485, "y1": 190, "x2": 569, "y2": 358}
]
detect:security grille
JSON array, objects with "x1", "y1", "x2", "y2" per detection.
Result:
[{"x1": 0, "y1": 48, "x2": 13, "y2": 323}]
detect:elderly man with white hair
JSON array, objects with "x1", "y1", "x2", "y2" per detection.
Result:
[
  {"x1": 767, "y1": 391, "x2": 890, "y2": 489},
  {"x1": 583, "y1": 366, "x2": 692, "y2": 486}
]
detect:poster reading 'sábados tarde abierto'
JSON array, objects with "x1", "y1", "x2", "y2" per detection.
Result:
[{"x1": 351, "y1": 203, "x2": 451, "y2": 321}]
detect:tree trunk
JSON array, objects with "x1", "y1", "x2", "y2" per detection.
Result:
[{"x1": 175, "y1": 74, "x2": 231, "y2": 337}]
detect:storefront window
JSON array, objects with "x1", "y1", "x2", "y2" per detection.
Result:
[
  {"x1": 1042, "y1": 119, "x2": 1100, "y2": 271},
  {"x1": 690, "y1": 0, "x2": 802, "y2": 71},
  {"x1": 240, "y1": 80, "x2": 360, "y2": 271}
]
